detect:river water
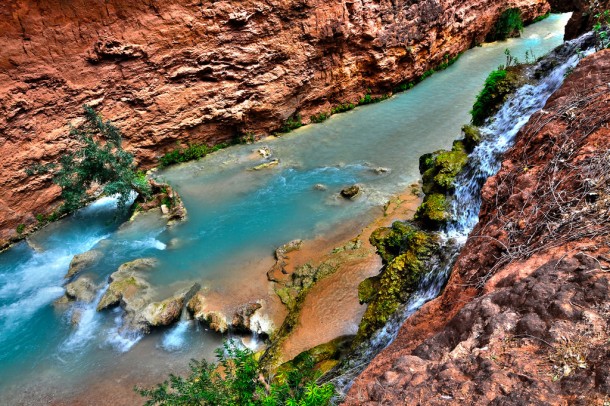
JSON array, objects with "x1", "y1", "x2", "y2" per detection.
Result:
[{"x1": 0, "y1": 14, "x2": 570, "y2": 404}]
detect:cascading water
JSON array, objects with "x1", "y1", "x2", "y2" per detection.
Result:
[{"x1": 332, "y1": 33, "x2": 596, "y2": 394}]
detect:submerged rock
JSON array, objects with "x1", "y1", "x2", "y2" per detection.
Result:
[
  {"x1": 313, "y1": 184, "x2": 327, "y2": 191},
  {"x1": 65, "y1": 250, "x2": 103, "y2": 279},
  {"x1": 250, "y1": 158, "x2": 279, "y2": 171},
  {"x1": 340, "y1": 185, "x2": 360, "y2": 199}
]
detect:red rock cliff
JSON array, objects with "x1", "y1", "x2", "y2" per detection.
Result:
[
  {"x1": 0, "y1": 0, "x2": 552, "y2": 247},
  {"x1": 346, "y1": 49, "x2": 610, "y2": 405}
]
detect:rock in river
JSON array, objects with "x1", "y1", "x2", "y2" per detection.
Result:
[{"x1": 340, "y1": 185, "x2": 361, "y2": 199}]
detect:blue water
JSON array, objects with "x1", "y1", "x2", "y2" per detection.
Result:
[{"x1": 0, "y1": 14, "x2": 571, "y2": 404}]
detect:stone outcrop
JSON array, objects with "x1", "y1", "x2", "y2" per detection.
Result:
[
  {"x1": 65, "y1": 250, "x2": 103, "y2": 279},
  {"x1": 0, "y1": 0, "x2": 553, "y2": 248},
  {"x1": 346, "y1": 49, "x2": 610, "y2": 405},
  {"x1": 187, "y1": 292, "x2": 268, "y2": 334}
]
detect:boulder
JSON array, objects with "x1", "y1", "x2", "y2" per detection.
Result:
[
  {"x1": 65, "y1": 276, "x2": 98, "y2": 303},
  {"x1": 340, "y1": 185, "x2": 360, "y2": 199},
  {"x1": 96, "y1": 258, "x2": 156, "y2": 311},
  {"x1": 141, "y1": 296, "x2": 184, "y2": 327},
  {"x1": 65, "y1": 250, "x2": 102, "y2": 279}
]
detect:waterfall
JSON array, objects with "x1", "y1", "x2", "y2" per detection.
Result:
[{"x1": 331, "y1": 33, "x2": 596, "y2": 394}]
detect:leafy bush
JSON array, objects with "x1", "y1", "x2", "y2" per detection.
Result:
[
  {"x1": 278, "y1": 114, "x2": 303, "y2": 133},
  {"x1": 16, "y1": 224, "x2": 25, "y2": 234},
  {"x1": 310, "y1": 112, "x2": 330, "y2": 123},
  {"x1": 159, "y1": 142, "x2": 229, "y2": 167},
  {"x1": 27, "y1": 106, "x2": 151, "y2": 214},
  {"x1": 330, "y1": 103, "x2": 356, "y2": 115},
  {"x1": 358, "y1": 93, "x2": 390, "y2": 105},
  {"x1": 487, "y1": 8, "x2": 523, "y2": 41},
  {"x1": 137, "y1": 341, "x2": 335, "y2": 406}
]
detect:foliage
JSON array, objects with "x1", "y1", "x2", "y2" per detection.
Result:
[
  {"x1": 137, "y1": 341, "x2": 335, "y2": 406},
  {"x1": 159, "y1": 142, "x2": 229, "y2": 168},
  {"x1": 358, "y1": 93, "x2": 390, "y2": 105},
  {"x1": 330, "y1": 102, "x2": 356, "y2": 115},
  {"x1": 393, "y1": 81, "x2": 415, "y2": 93},
  {"x1": 309, "y1": 112, "x2": 330, "y2": 123},
  {"x1": 16, "y1": 224, "x2": 25, "y2": 234},
  {"x1": 278, "y1": 114, "x2": 303, "y2": 133},
  {"x1": 487, "y1": 8, "x2": 523, "y2": 41},
  {"x1": 593, "y1": 10, "x2": 610, "y2": 51},
  {"x1": 26, "y1": 106, "x2": 151, "y2": 214},
  {"x1": 471, "y1": 68, "x2": 517, "y2": 126}
]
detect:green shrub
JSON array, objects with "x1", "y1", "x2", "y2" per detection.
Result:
[
  {"x1": 278, "y1": 114, "x2": 303, "y2": 133},
  {"x1": 358, "y1": 93, "x2": 390, "y2": 105},
  {"x1": 593, "y1": 10, "x2": 610, "y2": 50},
  {"x1": 16, "y1": 224, "x2": 25, "y2": 234},
  {"x1": 137, "y1": 341, "x2": 335, "y2": 406},
  {"x1": 26, "y1": 106, "x2": 152, "y2": 214},
  {"x1": 471, "y1": 69, "x2": 522, "y2": 126},
  {"x1": 487, "y1": 8, "x2": 523, "y2": 41},
  {"x1": 310, "y1": 112, "x2": 330, "y2": 123},
  {"x1": 330, "y1": 103, "x2": 356, "y2": 114},
  {"x1": 159, "y1": 142, "x2": 229, "y2": 167}
]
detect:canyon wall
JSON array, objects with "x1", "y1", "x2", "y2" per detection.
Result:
[
  {"x1": 0, "y1": 0, "x2": 552, "y2": 247},
  {"x1": 346, "y1": 49, "x2": 610, "y2": 405}
]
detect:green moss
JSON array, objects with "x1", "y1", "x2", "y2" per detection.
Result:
[
  {"x1": 471, "y1": 68, "x2": 523, "y2": 126},
  {"x1": 462, "y1": 124, "x2": 482, "y2": 152},
  {"x1": 355, "y1": 222, "x2": 438, "y2": 345},
  {"x1": 415, "y1": 193, "x2": 449, "y2": 226},
  {"x1": 358, "y1": 276, "x2": 380, "y2": 304}
]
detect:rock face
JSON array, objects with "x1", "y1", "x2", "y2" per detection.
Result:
[
  {"x1": 0, "y1": 0, "x2": 553, "y2": 248},
  {"x1": 346, "y1": 50, "x2": 610, "y2": 404}
]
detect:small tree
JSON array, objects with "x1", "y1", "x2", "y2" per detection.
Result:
[
  {"x1": 27, "y1": 106, "x2": 150, "y2": 213},
  {"x1": 136, "y1": 341, "x2": 335, "y2": 405}
]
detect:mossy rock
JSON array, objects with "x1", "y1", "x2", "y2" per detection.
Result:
[
  {"x1": 356, "y1": 223, "x2": 438, "y2": 345},
  {"x1": 358, "y1": 276, "x2": 380, "y2": 304},
  {"x1": 415, "y1": 193, "x2": 449, "y2": 228},
  {"x1": 370, "y1": 221, "x2": 417, "y2": 264},
  {"x1": 420, "y1": 144, "x2": 468, "y2": 196},
  {"x1": 462, "y1": 124, "x2": 482, "y2": 152}
]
